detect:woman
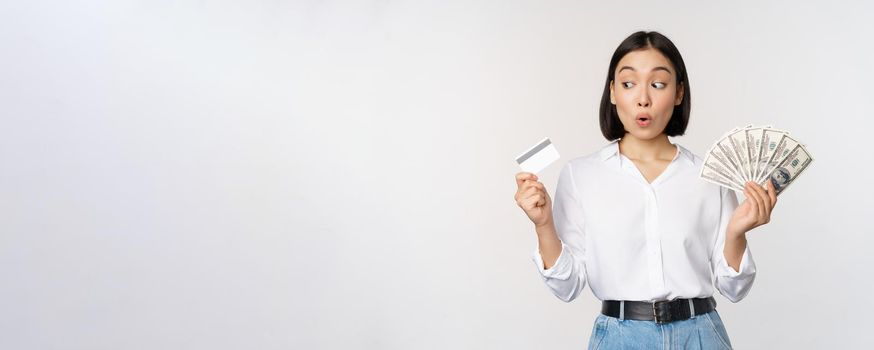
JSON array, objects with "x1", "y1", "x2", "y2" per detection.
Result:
[{"x1": 513, "y1": 31, "x2": 777, "y2": 349}]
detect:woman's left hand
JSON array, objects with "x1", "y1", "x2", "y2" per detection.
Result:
[{"x1": 726, "y1": 180, "x2": 778, "y2": 239}]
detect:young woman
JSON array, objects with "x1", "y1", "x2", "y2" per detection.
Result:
[{"x1": 513, "y1": 31, "x2": 777, "y2": 349}]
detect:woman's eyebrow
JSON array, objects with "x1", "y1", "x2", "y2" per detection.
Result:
[{"x1": 618, "y1": 66, "x2": 673, "y2": 75}]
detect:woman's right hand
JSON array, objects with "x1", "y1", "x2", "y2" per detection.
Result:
[{"x1": 514, "y1": 172, "x2": 553, "y2": 227}]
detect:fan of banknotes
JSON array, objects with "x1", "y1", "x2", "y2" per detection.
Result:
[{"x1": 699, "y1": 125, "x2": 813, "y2": 195}]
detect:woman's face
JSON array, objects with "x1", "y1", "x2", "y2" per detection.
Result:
[{"x1": 610, "y1": 47, "x2": 684, "y2": 140}]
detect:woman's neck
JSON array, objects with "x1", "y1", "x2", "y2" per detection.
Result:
[{"x1": 618, "y1": 133, "x2": 676, "y2": 161}]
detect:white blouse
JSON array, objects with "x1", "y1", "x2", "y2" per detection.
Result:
[{"x1": 531, "y1": 140, "x2": 756, "y2": 303}]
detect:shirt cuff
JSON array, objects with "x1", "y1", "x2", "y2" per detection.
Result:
[
  {"x1": 716, "y1": 243, "x2": 756, "y2": 278},
  {"x1": 531, "y1": 242, "x2": 573, "y2": 280}
]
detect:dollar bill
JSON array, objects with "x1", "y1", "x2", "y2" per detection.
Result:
[
  {"x1": 727, "y1": 125, "x2": 753, "y2": 182},
  {"x1": 700, "y1": 125, "x2": 812, "y2": 196},
  {"x1": 756, "y1": 133, "x2": 800, "y2": 185},
  {"x1": 700, "y1": 156, "x2": 744, "y2": 191},
  {"x1": 745, "y1": 126, "x2": 769, "y2": 182},
  {"x1": 752, "y1": 127, "x2": 787, "y2": 182},
  {"x1": 762, "y1": 143, "x2": 814, "y2": 195},
  {"x1": 715, "y1": 133, "x2": 746, "y2": 183},
  {"x1": 705, "y1": 142, "x2": 747, "y2": 187}
]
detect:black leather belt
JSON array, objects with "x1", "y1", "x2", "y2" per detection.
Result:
[{"x1": 601, "y1": 296, "x2": 717, "y2": 324}]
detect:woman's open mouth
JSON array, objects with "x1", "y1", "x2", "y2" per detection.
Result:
[{"x1": 636, "y1": 114, "x2": 651, "y2": 127}]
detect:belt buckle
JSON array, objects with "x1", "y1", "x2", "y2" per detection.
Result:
[{"x1": 652, "y1": 300, "x2": 668, "y2": 324}]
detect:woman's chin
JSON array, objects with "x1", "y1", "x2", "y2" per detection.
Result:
[{"x1": 625, "y1": 129, "x2": 665, "y2": 140}]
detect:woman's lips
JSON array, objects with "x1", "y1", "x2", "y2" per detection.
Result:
[{"x1": 636, "y1": 113, "x2": 652, "y2": 127}]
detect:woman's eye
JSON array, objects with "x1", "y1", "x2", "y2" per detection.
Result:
[
  {"x1": 652, "y1": 82, "x2": 666, "y2": 89},
  {"x1": 622, "y1": 82, "x2": 634, "y2": 89}
]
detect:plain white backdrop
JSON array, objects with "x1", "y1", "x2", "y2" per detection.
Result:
[{"x1": 2, "y1": 0, "x2": 873, "y2": 349}]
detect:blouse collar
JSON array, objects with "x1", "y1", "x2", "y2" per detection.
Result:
[{"x1": 598, "y1": 139, "x2": 695, "y2": 165}]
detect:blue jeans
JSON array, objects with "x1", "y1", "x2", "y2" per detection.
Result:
[{"x1": 587, "y1": 310, "x2": 733, "y2": 350}]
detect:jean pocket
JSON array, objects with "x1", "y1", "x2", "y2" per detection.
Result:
[
  {"x1": 587, "y1": 315, "x2": 609, "y2": 350},
  {"x1": 703, "y1": 311, "x2": 734, "y2": 349}
]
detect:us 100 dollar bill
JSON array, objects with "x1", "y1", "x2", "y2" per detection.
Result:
[{"x1": 700, "y1": 125, "x2": 812, "y2": 196}]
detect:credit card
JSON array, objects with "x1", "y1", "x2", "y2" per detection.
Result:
[{"x1": 515, "y1": 137, "x2": 560, "y2": 174}]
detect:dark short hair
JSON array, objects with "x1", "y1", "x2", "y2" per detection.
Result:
[{"x1": 599, "y1": 31, "x2": 691, "y2": 141}]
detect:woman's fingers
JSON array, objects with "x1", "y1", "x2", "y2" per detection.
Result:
[
  {"x1": 522, "y1": 192, "x2": 544, "y2": 209},
  {"x1": 750, "y1": 181, "x2": 772, "y2": 220},
  {"x1": 753, "y1": 183, "x2": 767, "y2": 221},
  {"x1": 516, "y1": 178, "x2": 544, "y2": 194},
  {"x1": 765, "y1": 179, "x2": 778, "y2": 207},
  {"x1": 522, "y1": 195, "x2": 537, "y2": 209},
  {"x1": 537, "y1": 189, "x2": 551, "y2": 207},
  {"x1": 746, "y1": 182, "x2": 767, "y2": 224},
  {"x1": 525, "y1": 180, "x2": 545, "y2": 191},
  {"x1": 516, "y1": 180, "x2": 545, "y2": 200},
  {"x1": 514, "y1": 172, "x2": 552, "y2": 226},
  {"x1": 518, "y1": 185, "x2": 546, "y2": 206},
  {"x1": 759, "y1": 184, "x2": 773, "y2": 220},
  {"x1": 514, "y1": 176, "x2": 544, "y2": 202},
  {"x1": 744, "y1": 184, "x2": 760, "y2": 221},
  {"x1": 515, "y1": 172, "x2": 538, "y2": 188},
  {"x1": 524, "y1": 186, "x2": 540, "y2": 198}
]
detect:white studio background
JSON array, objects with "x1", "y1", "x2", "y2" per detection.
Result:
[{"x1": 1, "y1": 1, "x2": 872, "y2": 349}]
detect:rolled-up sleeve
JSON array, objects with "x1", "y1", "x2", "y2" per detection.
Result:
[
  {"x1": 530, "y1": 163, "x2": 588, "y2": 303},
  {"x1": 710, "y1": 186, "x2": 757, "y2": 303}
]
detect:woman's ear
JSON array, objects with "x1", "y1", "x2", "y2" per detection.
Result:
[
  {"x1": 675, "y1": 82, "x2": 684, "y2": 105},
  {"x1": 609, "y1": 80, "x2": 616, "y2": 105}
]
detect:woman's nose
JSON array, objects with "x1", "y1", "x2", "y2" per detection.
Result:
[{"x1": 637, "y1": 91, "x2": 651, "y2": 107}]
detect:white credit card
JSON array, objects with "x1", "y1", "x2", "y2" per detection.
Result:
[{"x1": 515, "y1": 137, "x2": 560, "y2": 174}]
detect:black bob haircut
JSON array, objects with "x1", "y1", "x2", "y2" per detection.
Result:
[{"x1": 599, "y1": 31, "x2": 691, "y2": 141}]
